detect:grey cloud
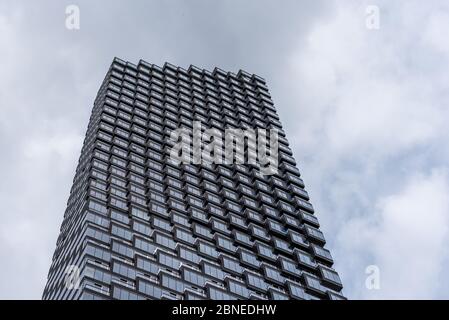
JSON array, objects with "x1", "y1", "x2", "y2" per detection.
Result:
[{"x1": 0, "y1": 0, "x2": 448, "y2": 299}]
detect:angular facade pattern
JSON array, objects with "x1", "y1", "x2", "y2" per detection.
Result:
[{"x1": 42, "y1": 58, "x2": 345, "y2": 300}]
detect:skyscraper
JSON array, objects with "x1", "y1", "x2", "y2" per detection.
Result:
[{"x1": 42, "y1": 57, "x2": 345, "y2": 300}]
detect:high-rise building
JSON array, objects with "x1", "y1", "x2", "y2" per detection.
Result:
[{"x1": 42, "y1": 58, "x2": 345, "y2": 300}]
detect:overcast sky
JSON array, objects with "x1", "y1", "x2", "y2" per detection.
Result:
[{"x1": 1, "y1": 0, "x2": 449, "y2": 299}]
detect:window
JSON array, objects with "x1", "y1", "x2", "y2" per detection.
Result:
[
  {"x1": 191, "y1": 207, "x2": 208, "y2": 222},
  {"x1": 158, "y1": 252, "x2": 181, "y2": 269},
  {"x1": 263, "y1": 266, "x2": 284, "y2": 284},
  {"x1": 216, "y1": 235, "x2": 236, "y2": 253},
  {"x1": 303, "y1": 275, "x2": 325, "y2": 293},
  {"x1": 150, "y1": 202, "x2": 168, "y2": 216},
  {"x1": 152, "y1": 217, "x2": 172, "y2": 232},
  {"x1": 234, "y1": 231, "x2": 252, "y2": 246},
  {"x1": 172, "y1": 213, "x2": 190, "y2": 227},
  {"x1": 188, "y1": 196, "x2": 203, "y2": 208},
  {"x1": 270, "y1": 290, "x2": 289, "y2": 300},
  {"x1": 228, "y1": 280, "x2": 251, "y2": 298},
  {"x1": 111, "y1": 156, "x2": 126, "y2": 168},
  {"x1": 319, "y1": 266, "x2": 342, "y2": 285},
  {"x1": 198, "y1": 241, "x2": 219, "y2": 259},
  {"x1": 130, "y1": 163, "x2": 145, "y2": 175},
  {"x1": 240, "y1": 250, "x2": 260, "y2": 268},
  {"x1": 242, "y1": 197, "x2": 257, "y2": 209},
  {"x1": 278, "y1": 201, "x2": 294, "y2": 213},
  {"x1": 273, "y1": 238, "x2": 291, "y2": 253},
  {"x1": 111, "y1": 224, "x2": 133, "y2": 241},
  {"x1": 209, "y1": 205, "x2": 224, "y2": 217},
  {"x1": 113, "y1": 287, "x2": 144, "y2": 300},
  {"x1": 167, "y1": 178, "x2": 182, "y2": 189},
  {"x1": 255, "y1": 181, "x2": 270, "y2": 192},
  {"x1": 211, "y1": 219, "x2": 229, "y2": 234},
  {"x1": 296, "y1": 250, "x2": 316, "y2": 269},
  {"x1": 129, "y1": 173, "x2": 145, "y2": 185},
  {"x1": 148, "y1": 160, "x2": 163, "y2": 171},
  {"x1": 90, "y1": 189, "x2": 107, "y2": 201},
  {"x1": 223, "y1": 189, "x2": 239, "y2": 201},
  {"x1": 246, "y1": 273, "x2": 268, "y2": 291},
  {"x1": 246, "y1": 210, "x2": 263, "y2": 222},
  {"x1": 267, "y1": 219, "x2": 287, "y2": 234},
  {"x1": 138, "y1": 280, "x2": 164, "y2": 299},
  {"x1": 193, "y1": 224, "x2": 213, "y2": 240},
  {"x1": 179, "y1": 247, "x2": 200, "y2": 264},
  {"x1": 110, "y1": 187, "x2": 127, "y2": 199},
  {"x1": 205, "y1": 193, "x2": 221, "y2": 204},
  {"x1": 110, "y1": 197, "x2": 128, "y2": 210},
  {"x1": 111, "y1": 210, "x2": 129, "y2": 224},
  {"x1": 287, "y1": 281, "x2": 306, "y2": 299},
  {"x1": 221, "y1": 256, "x2": 243, "y2": 274},
  {"x1": 86, "y1": 212, "x2": 109, "y2": 228},
  {"x1": 154, "y1": 232, "x2": 176, "y2": 250},
  {"x1": 250, "y1": 225, "x2": 270, "y2": 241},
  {"x1": 229, "y1": 214, "x2": 246, "y2": 228},
  {"x1": 135, "y1": 237, "x2": 156, "y2": 254},
  {"x1": 220, "y1": 178, "x2": 234, "y2": 189},
  {"x1": 133, "y1": 220, "x2": 151, "y2": 235},
  {"x1": 113, "y1": 262, "x2": 136, "y2": 280},
  {"x1": 111, "y1": 166, "x2": 126, "y2": 178},
  {"x1": 275, "y1": 189, "x2": 289, "y2": 201},
  {"x1": 203, "y1": 181, "x2": 218, "y2": 192},
  {"x1": 208, "y1": 287, "x2": 237, "y2": 300},
  {"x1": 312, "y1": 244, "x2": 333, "y2": 262},
  {"x1": 183, "y1": 269, "x2": 206, "y2": 286},
  {"x1": 131, "y1": 206, "x2": 149, "y2": 220},
  {"x1": 175, "y1": 228, "x2": 195, "y2": 245},
  {"x1": 89, "y1": 200, "x2": 107, "y2": 215},
  {"x1": 185, "y1": 174, "x2": 199, "y2": 185},
  {"x1": 85, "y1": 243, "x2": 111, "y2": 261},
  {"x1": 290, "y1": 231, "x2": 309, "y2": 247},
  {"x1": 240, "y1": 185, "x2": 255, "y2": 197},
  {"x1": 169, "y1": 200, "x2": 185, "y2": 211},
  {"x1": 112, "y1": 241, "x2": 134, "y2": 258},
  {"x1": 92, "y1": 170, "x2": 107, "y2": 181},
  {"x1": 161, "y1": 274, "x2": 186, "y2": 293},
  {"x1": 280, "y1": 259, "x2": 301, "y2": 277},
  {"x1": 166, "y1": 166, "x2": 181, "y2": 178},
  {"x1": 301, "y1": 211, "x2": 319, "y2": 226},
  {"x1": 84, "y1": 266, "x2": 112, "y2": 285},
  {"x1": 225, "y1": 200, "x2": 242, "y2": 213},
  {"x1": 256, "y1": 243, "x2": 276, "y2": 261},
  {"x1": 202, "y1": 170, "x2": 216, "y2": 181},
  {"x1": 187, "y1": 185, "x2": 201, "y2": 197},
  {"x1": 203, "y1": 262, "x2": 227, "y2": 280},
  {"x1": 296, "y1": 197, "x2": 314, "y2": 212},
  {"x1": 150, "y1": 192, "x2": 166, "y2": 204},
  {"x1": 148, "y1": 169, "x2": 163, "y2": 181},
  {"x1": 130, "y1": 184, "x2": 145, "y2": 195},
  {"x1": 149, "y1": 181, "x2": 164, "y2": 192},
  {"x1": 305, "y1": 225, "x2": 326, "y2": 242}
]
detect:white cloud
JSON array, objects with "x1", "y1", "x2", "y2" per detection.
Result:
[
  {"x1": 339, "y1": 169, "x2": 449, "y2": 299},
  {"x1": 0, "y1": 131, "x2": 83, "y2": 299},
  {"x1": 281, "y1": 0, "x2": 449, "y2": 299},
  {"x1": 422, "y1": 10, "x2": 449, "y2": 54},
  {"x1": 287, "y1": 1, "x2": 449, "y2": 159}
]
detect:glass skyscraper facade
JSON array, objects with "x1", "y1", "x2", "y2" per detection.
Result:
[{"x1": 42, "y1": 58, "x2": 345, "y2": 300}]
